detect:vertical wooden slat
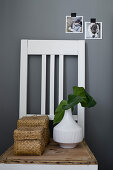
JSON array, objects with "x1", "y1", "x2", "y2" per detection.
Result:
[
  {"x1": 49, "y1": 55, "x2": 55, "y2": 119},
  {"x1": 41, "y1": 54, "x2": 46, "y2": 115},
  {"x1": 78, "y1": 40, "x2": 85, "y2": 137},
  {"x1": 59, "y1": 55, "x2": 64, "y2": 104},
  {"x1": 19, "y1": 40, "x2": 28, "y2": 118}
]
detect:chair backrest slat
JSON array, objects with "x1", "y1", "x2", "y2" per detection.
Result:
[
  {"x1": 77, "y1": 41, "x2": 85, "y2": 136},
  {"x1": 49, "y1": 55, "x2": 55, "y2": 119},
  {"x1": 41, "y1": 54, "x2": 46, "y2": 115},
  {"x1": 59, "y1": 54, "x2": 64, "y2": 104},
  {"x1": 19, "y1": 40, "x2": 28, "y2": 117},
  {"x1": 19, "y1": 40, "x2": 85, "y2": 137}
]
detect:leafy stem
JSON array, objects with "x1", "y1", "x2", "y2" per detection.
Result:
[{"x1": 53, "y1": 86, "x2": 96, "y2": 124}]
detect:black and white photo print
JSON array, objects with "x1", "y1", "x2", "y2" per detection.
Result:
[
  {"x1": 85, "y1": 22, "x2": 102, "y2": 39},
  {"x1": 66, "y1": 16, "x2": 83, "y2": 33}
]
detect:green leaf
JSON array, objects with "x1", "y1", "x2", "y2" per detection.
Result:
[
  {"x1": 84, "y1": 90, "x2": 96, "y2": 108},
  {"x1": 53, "y1": 100, "x2": 67, "y2": 124},
  {"x1": 73, "y1": 86, "x2": 88, "y2": 107},
  {"x1": 63, "y1": 86, "x2": 96, "y2": 110},
  {"x1": 63, "y1": 95, "x2": 82, "y2": 110},
  {"x1": 71, "y1": 106, "x2": 74, "y2": 112},
  {"x1": 73, "y1": 86, "x2": 85, "y2": 97},
  {"x1": 54, "y1": 86, "x2": 97, "y2": 124}
]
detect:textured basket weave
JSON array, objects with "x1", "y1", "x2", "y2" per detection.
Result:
[
  {"x1": 17, "y1": 116, "x2": 50, "y2": 145},
  {"x1": 44, "y1": 128, "x2": 50, "y2": 145},
  {"x1": 14, "y1": 127, "x2": 44, "y2": 141},
  {"x1": 14, "y1": 139, "x2": 45, "y2": 156},
  {"x1": 17, "y1": 115, "x2": 49, "y2": 128}
]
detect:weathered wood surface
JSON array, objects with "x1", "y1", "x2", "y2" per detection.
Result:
[{"x1": 0, "y1": 139, "x2": 97, "y2": 165}]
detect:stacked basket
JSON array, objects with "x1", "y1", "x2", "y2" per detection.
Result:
[{"x1": 14, "y1": 115, "x2": 50, "y2": 156}]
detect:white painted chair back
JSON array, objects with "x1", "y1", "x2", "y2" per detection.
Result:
[{"x1": 19, "y1": 40, "x2": 85, "y2": 136}]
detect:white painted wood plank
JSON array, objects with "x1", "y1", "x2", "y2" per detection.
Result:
[
  {"x1": 41, "y1": 54, "x2": 46, "y2": 115},
  {"x1": 59, "y1": 55, "x2": 64, "y2": 104},
  {"x1": 49, "y1": 115, "x2": 78, "y2": 121},
  {"x1": 0, "y1": 164, "x2": 98, "y2": 170},
  {"x1": 28, "y1": 40, "x2": 79, "y2": 55},
  {"x1": 49, "y1": 55, "x2": 55, "y2": 117},
  {"x1": 19, "y1": 40, "x2": 28, "y2": 118},
  {"x1": 24, "y1": 114, "x2": 78, "y2": 121},
  {"x1": 77, "y1": 40, "x2": 85, "y2": 137}
]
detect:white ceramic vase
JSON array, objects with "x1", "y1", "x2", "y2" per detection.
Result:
[{"x1": 53, "y1": 108, "x2": 83, "y2": 148}]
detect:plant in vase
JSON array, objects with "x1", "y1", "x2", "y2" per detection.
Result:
[{"x1": 53, "y1": 86, "x2": 96, "y2": 148}]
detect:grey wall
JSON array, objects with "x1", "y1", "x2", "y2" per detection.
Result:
[{"x1": 0, "y1": 0, "x2": 113, "y2": 170}]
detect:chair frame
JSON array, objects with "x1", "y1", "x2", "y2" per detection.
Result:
[
  {"x1": 0, "y1": 40, "x2": 98, "y2": 170},
  {"x1": 19, "y1": 40, "x2": 85, "y2": 136}
]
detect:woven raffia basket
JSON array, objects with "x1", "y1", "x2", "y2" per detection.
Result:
[
  {"x1": 14, "y1": 127, "x2": 45, "y2": 155},
  {"x1": 14, "y1": 127, "x2": 44, "y2": 141},
  {"x1": 17, "y1": 116, "x2": 50, "y2": 145},
  {"x1": 17, "y1": 115, "x2": 49, "y2": 128},
  {"x1": 14, "y1": 139, "x2": 45, "y2": 156}
]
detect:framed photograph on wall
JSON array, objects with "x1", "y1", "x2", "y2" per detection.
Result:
[
  {"x1": 66, "y1": 16, "x2": 83, "y2": 33},
  {"x1": 85, "y1": 22, "x2": 102, "y2": 39}
]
